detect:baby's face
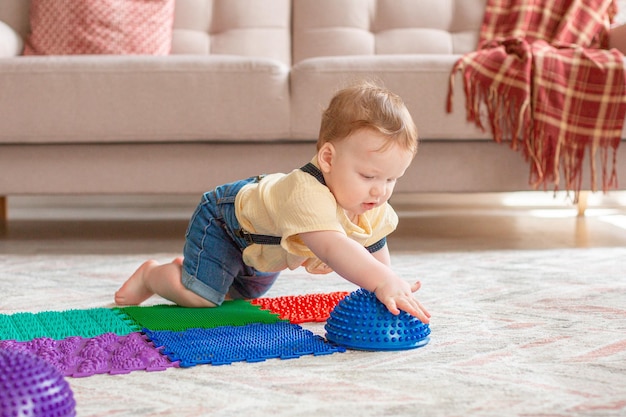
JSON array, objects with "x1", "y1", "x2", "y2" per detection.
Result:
[{"x1": 320, "y1": 129, "x2": 413, "y2": 220}]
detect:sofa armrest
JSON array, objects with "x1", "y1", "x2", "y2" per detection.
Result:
[{"x1": 0, "y1": 20, "x2": 23, "y2": 57}]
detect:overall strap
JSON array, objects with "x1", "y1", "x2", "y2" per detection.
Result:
[
  {"x1": 299, "y1": 162, "x2": 326, "y2": 185},
  {"x1": 236, "y1": 163, "x2": 386, "y2": 253}
]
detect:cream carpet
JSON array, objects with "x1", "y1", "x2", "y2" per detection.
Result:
[{"x1": 1, "y1": 248, "x2": 625, "y2": 417}]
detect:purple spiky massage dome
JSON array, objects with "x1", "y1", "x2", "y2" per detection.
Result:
[{"x1": 0, "y1": 349, "x2": 76, "y2": 417}]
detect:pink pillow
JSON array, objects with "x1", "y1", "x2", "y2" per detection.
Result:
[{"x1": 23, "y1": 0, "x2": 175, "y2": 56}]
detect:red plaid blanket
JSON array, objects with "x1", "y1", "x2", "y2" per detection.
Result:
[{"x1": 448, "y1": 0, "x2": 626, "y2": 198}]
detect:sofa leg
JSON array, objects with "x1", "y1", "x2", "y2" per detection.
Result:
[
  {"x1": 0, "y1": 196, "x2": 6, "y2": 234},
  {"x1": 576, "y1": 191, "x2": 588, "y2": 217}
]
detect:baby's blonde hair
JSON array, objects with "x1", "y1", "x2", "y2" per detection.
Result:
[{"x1": 317, "y1": 80, "x2": 418, "y2": 156}]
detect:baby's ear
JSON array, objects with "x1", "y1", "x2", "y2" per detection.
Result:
[{"x1": 317, "y1": 142, "x2": 335, "y2": 173}]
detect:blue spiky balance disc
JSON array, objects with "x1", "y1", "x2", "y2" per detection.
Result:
[{"x1": 325, "y1": 289, "x2": 430, "y2": 351}]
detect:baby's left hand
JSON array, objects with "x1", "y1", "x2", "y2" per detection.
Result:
[{"x1": 374, "y1": 280, "x2": 431, "y2": 323}]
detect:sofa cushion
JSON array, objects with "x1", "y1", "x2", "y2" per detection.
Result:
[
  {"x1": 23, "y1": 0, "x2": 175, "y2": 55},
  {"x1": 290, "y1": 55, "x2": 491, "y2": 141},
  {"x1": 170, "y1": 0, "x2": 292, "y2": 65},
  {"x1": 292, "y1": 0, "x2": 484, "y2": 64},
  {"x1": 0, "y1": 55, "x2": 291, "y2": 144}
]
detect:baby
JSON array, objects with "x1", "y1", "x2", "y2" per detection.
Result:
[{"x1": 115, "y1": 80, "x2": 430, "y2": 323}]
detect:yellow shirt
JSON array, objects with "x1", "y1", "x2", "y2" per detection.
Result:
[{"x1": 234, "y1": 159, "x2": 398, "y2": 273}]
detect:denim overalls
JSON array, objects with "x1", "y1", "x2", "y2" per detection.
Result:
[{"x1": 181, "y1": 175, "x2": 278, "y2": 306}]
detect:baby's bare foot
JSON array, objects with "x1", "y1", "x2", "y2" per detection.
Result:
[{"x1": 114, "y1": 260, "x2": 158, "y2": 305}]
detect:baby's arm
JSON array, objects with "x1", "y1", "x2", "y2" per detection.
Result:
[{"x1": 299, "y1": 230, "x2": 430, "y2": 323}]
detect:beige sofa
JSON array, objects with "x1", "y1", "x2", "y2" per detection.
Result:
[{"x1": 1, "y1": 0, "x2": 625, "y2": 218}]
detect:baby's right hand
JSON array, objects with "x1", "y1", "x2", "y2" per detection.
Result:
[{"x1": 374, "y1": 280, "x2": 431, "y2": 323}]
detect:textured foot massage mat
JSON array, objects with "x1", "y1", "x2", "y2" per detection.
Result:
[{"x1": 0, "y1": 292, "x2": 349, "y2": 378}]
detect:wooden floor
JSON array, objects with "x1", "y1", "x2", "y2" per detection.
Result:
[{"x1": 1, "y1": 192, "x2": 625, "y2": 255}]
